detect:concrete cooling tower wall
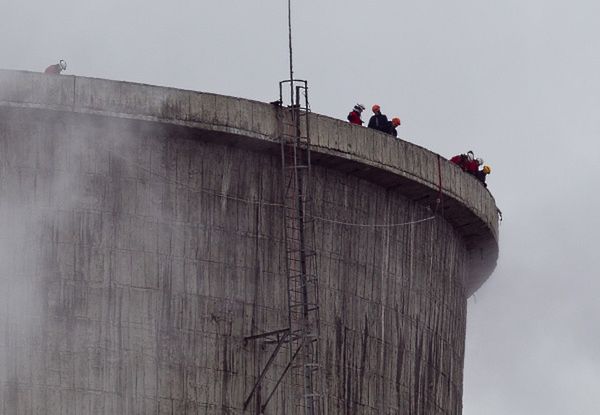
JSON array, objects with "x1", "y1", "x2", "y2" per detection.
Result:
[{"x1": 0, "y1": 70, "x2": 498, "y2": 414}]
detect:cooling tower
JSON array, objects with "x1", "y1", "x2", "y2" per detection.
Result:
[{"x1": 0, "y1": 70, "x2": 498, "y2": 414}]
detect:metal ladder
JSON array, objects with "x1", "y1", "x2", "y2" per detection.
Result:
[
  {"x1": 242, "y1": 80, "x2": 323, "y2": 415},
  {"x1": 278, "y1": 79, "x2": 322, "y2": 415}
]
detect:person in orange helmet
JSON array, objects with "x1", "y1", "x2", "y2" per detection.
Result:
[
  {"x1": 367, "y1": 104, "x2": 390, "y2": 133},
  {"x1": 388, "y1": 117, "x2": 401, "y2": 137}
]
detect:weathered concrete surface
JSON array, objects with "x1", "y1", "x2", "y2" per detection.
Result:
[
  {"x1": 0, "y1": 70, "x2": 498, "y2": 293},
  {"x1": 0, "y1": 70, "x2": 499, "y2": 414}
]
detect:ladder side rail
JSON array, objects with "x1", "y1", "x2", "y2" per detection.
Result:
[
  {"x1": 301, "y1": 80, "x2": 325, "y2": 415},
  {"x1": 281, "y1": 106, "x2": 298, "y2": 373}
]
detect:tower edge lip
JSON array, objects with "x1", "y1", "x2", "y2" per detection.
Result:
[{"x1": 0, "y1": 69, "x2": 499, "y2": 295}]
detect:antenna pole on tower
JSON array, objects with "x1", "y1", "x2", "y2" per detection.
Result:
[{"x1": 288, "y1": 0, "x2": 294, "y2": 104}]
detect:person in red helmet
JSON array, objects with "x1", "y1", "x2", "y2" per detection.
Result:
[
  {"x1": 44, "y1": 60, "x2": 67, "y2": 75},
  {"x1": 367, "y1": 104, "x2": 390, "y2": 133},
  {"x1": 347, "y1": 103, "x2": 365, "y2": 125}
]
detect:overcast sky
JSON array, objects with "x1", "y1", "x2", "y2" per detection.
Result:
[{"x1": 3, "y1": 1, "x2": 600, "y2": 413}]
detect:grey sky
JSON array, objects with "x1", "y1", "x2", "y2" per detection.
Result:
[{"x1": 3, "y1": 1, "x2": 600, "y2": 413}]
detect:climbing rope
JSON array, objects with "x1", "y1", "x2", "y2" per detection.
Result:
[{"x1": 93, "y1": 141, "x2": 437, "y2": 229}]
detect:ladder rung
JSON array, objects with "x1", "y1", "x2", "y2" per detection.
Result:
[
  {"x1": 281, "y1": 133, "x2": 309, "y2": 138},
  {"x1": 286, "y1": 251, "x2": 316, "y2": 257},
  {"x1": 286, "y1": 257, "x2": 303, "y2": 263},
  {"x1": 285, "y1": 250, "x2": 316, "y2": 256},
  {"x1": 288, "y1": 300, "x2": 319, "y2": 306},
  {"x1": 285, "y1": 228, "x2": 314, "y2": 234},
  {"x1": 287, "y1": 272, "x2": 317, "y2": 279},
  {"x1": 288, "y1": 283, "x2": 318, "y2": 291},
  {"x1": 288, "y1": 274, "x2": 304, "y2": 280},
  {"x1": 284, "y1": 209, "x2": 310, "y2": 214},
  {"x1": 289, "y1": 307, "x2": 319, "y2": 313},
  {"x1": 281, "y1": 137, "x2": 310, "y2": 143},
  {"x1": 285, "y1": 164, "x2": 309, "y2": 170},
  {"x1": 285, "y1": 248, "x2": 310, "y2": 253},
  {"x1": 289, "y1": 302, "x2": 318, "y2": 309},
  {"x1": 290, "y1": 288, "x2": 312, "y2": 298},
  {"x1": 286, "y1": 248, "x2": 313, "y2": 254}
]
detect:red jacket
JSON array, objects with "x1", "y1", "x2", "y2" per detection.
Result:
[
  {"x1": 451, "y1": 154, "x2": 479, "y2": 173},
  {"x1": 465, "y1": 160, "x2": 479, "y2": 173},
  {"x1": 450, "y1": 155, "x2": 463, "y2": 164},
  {"x1": 450, "y1": 155, "x2": 467, "y2": 170},
  {"x1": 347, "y1": 111, "x2": 363, "y2": 125},
  {"x1": 44, "y1": 64, "x2": 62, "y2": 74}
]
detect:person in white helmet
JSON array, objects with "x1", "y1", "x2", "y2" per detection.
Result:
[
  {"x1": 347, "y1": 103, "x2": 366, "y2": 125},
  {"x1": 44, "y1": 60, "x2": 67, "y2": 75}
]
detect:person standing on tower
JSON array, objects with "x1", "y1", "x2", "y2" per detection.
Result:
[
  {"x1": 388, "y1": 117, "x2": 401, "y2": 137},
  {"x1": 367, "y1": 104, "x2": 390, "y2": 133},
  {"x1": 44, "y1": 60, "x2": 67, "y2": 75},
  {"x1": 347, "y1": 103, "x2": 366, "y2": 125}
]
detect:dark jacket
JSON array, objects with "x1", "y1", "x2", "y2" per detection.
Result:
[
  {"x1": 347, "y1": 111, "x2": 363, "y2": 125},
  {"x1": 474, "y1": 170, "x2": 488, "y2": 187},
  {"x1": 368, "y1": 112, "x2": 389, "y2": 133}
]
